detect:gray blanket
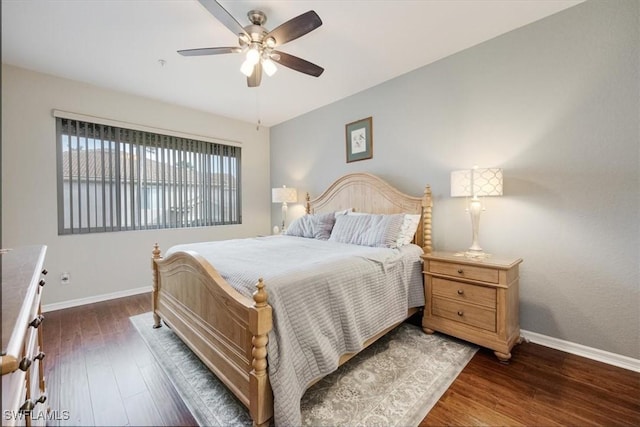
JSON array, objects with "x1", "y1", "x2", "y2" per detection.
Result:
[{"x1": 167, "y1": 236, "x2": 424, "y2": 426}]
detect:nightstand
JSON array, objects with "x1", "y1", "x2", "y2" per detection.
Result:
[{"x1": 421, "y1": 251, "x2": 523, "y2": 362}]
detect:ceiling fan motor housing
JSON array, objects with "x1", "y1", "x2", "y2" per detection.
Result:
[{"x1": 241, "y1": 23, "x2": 268, "y2": 47}]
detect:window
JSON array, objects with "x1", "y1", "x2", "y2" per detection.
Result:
[{"x1": 56, "y1": 116, "x2": 241, "y2": 234}]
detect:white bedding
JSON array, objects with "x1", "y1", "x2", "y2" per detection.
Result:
[{"x1": 167, "y1": 235, "x2": 424, "y2": 426}]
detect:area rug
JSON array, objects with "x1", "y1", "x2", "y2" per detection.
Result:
[{"x1": 130, "y1": 312, "x2": 477, "y2": 426}]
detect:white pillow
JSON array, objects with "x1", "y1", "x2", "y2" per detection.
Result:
[
  {"x1": 329, "y1": 213, "x2": 404, "y2": 248},
  {"x1": 334, "y1": 208, "x2": 353, "y2": 218},
  {"x1": 396, "y1": 214, "x2": 421, "y2": 247}
]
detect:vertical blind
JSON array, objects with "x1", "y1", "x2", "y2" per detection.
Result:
[{"x1": 56, "y1": 117, "x2": 241, "y2": 235}]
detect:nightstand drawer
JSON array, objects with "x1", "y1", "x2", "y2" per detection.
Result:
[
  {"x1": 432, "y1": 297, "x2": 496, "y2": 332},
  {"x1": 432, "y1": 277, "x2": 496, "y2": 309},
  {"x1": 429, "y1": 260, "x2": 499, "y2": 283}
]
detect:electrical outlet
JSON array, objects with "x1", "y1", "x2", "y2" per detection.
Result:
[{"x1": 60, "y1": 272, "x2": 70, "y2": 285}]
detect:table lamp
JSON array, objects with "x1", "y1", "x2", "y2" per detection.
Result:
[
  {"x1": 272, "y1": 185, "x2": 297, "y2": 232},
  {"x1": 451, "y1": 167, "x2": 503, "y2": 258}
]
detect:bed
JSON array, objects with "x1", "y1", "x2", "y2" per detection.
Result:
[{"x1": 150, "y1": 172, "x2": 433, "y2": 426}]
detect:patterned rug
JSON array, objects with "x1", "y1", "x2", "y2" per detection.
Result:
[{"x1": 130, "y1": 312, "x2": 476, "y2": 426}]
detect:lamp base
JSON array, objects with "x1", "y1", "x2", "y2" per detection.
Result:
[
  {"x1": 454, "y1": 250, "x2": 492, "y2": 259},
  {"x1": 465, "y1": 250, "x2": 491, "y2": 259}
]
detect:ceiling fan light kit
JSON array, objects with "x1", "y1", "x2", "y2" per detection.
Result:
[
  {"x1": 262, "y1": 58, "x2": 277, "y2": 77},
  {"x1": 179, "y1": 0, "x2": 324, "y2": 87}
]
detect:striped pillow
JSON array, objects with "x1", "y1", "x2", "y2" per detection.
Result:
[
  {"x1": 328, "y1": 213, "x2": 405, "y2": 248},
  {"x1": 285, "y1": 212, "x2": 336, "y2": 240}
]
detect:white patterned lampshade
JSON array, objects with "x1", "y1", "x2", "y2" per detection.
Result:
[
  {"x1": 473, "y1": 168, "x2": 503, "y2": 197},
  {"x1": 272, "y1": 185, "x2": 297, "y2": 231},
  {"x1": 451, "y1": 168, "x2": 503, "y2": 198},
  {"x1": 272, "y1": 186, "x2": 297, "y2": 204}
]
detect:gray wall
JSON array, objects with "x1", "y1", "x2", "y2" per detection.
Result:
[
  {"x1": 2, "y1": 65, "x2": 271, "y2": 306},
  {"x1": 270, "y1": 0, "x2": 639, "y2": 358}
]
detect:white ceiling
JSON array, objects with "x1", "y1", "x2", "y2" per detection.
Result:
[{"x1": 2, "y1": 0, "x2": 582, "y2": 127}]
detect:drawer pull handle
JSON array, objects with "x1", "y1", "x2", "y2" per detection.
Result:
[
  {"x1": 457, "y1": 269, "x2": 464, "y2": 274},
  {"x1": 42, "y1": 269, "x2": 48, "y2": 275},
  {"x1": 457, "y1": 311, "x2": 464, "y2": 317},
  {"x1": 39, "y1": 279, "x2": 46, "y2": 287},
  {"x1": 457, "y1": 289, "x2": 464, "y2": 295},
  {"x1": 29, "y1": 315, "x2": 44, "y2": 329},
  {"x1": 19, "y1": 357, "x2": 32, "y2": 371},
  {"x1": 34, "y1": 352, "x2": 46, "y2": 361}
]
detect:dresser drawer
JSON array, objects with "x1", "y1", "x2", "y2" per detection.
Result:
[
  {"x1": 432, "y1": 297, "x2": 496, "y2": 332},
  {"x1": 432, "y1": 277, "x2": 496, "y2": 309},
  {"x1": 429, "y1": 260, "x2": 499, "y2": 283}
]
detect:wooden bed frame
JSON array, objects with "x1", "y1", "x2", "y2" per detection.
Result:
[{"x1": 151, "y1": 172, "x2": 433, "y2": 426}]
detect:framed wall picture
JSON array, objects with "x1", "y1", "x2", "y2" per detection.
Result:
[{"x1": 345, "y1": 117, "x2": 373, "y2": 163}]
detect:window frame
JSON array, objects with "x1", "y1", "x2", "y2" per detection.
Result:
[{"x1": 55, "y1": 111, "x2": 242, "y2": 235}]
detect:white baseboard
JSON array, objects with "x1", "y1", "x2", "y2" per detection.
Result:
[
  {"x1": 42, "y1": 286, "x2": 151, "y2": 313},
  {"x1": 521, "y1": 329, "x2": 639, "y2": 373}
]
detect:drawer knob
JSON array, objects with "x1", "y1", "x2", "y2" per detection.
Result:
[
  {"x1": 457, "y1": 269, "x2": 464, "y2": 274},
  {"x1": 29, "y1": 315, "x2": 44, "y2": 329},
  {"x1": 457, "y1": 289, "x2": 464, "y2": 295},
  {"x1": 19, "y1": 357, "x2": 32, "y2": 371},
  {"x1": 457, "y1": 311, "x2": 464, "y2": 317}
]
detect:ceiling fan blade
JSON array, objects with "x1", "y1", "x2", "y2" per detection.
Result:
[
  {"x1": 247, "y1": 61, "x2": 262, "y2": 87},
  {"x1": 265, "y1": 10, "x2": 322, "y2": 46},
  {"x1": 198, "y1": 0, "x2": 248, "y2": 38},
  {"x1": 178, "y1": 47, "x2": 241, "y2": 56},
  {"x1": 272, "y1": 51, "x2": 324, "y2": 77}
]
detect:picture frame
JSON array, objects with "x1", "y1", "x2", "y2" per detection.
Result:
[{"x1": 345, "y1": 116, "x2": 373, "y2": 163}]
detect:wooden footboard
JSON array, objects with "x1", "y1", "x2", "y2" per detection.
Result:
[{"x1": 151, "y1": 244, "x2": 273, "y2": 426}]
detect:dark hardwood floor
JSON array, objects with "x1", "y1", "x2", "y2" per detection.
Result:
[{"x1": 42, "y1": 293, "x2": 639, "y2": 426}]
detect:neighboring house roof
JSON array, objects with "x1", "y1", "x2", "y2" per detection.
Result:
[{"x1": 61, "y1": 149, "x2": 232, "y2": 186}]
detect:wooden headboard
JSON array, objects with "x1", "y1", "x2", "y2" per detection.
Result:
[{"x1": 305, "y1": 172, "x2": 432, "y2": 253}]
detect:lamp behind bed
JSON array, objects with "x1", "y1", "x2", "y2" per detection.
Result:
[{"x1": 272, "y1": 185, "x2": 297, "y2": 232}]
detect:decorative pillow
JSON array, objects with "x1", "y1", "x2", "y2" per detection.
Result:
[
  {"x1": 396, "y1": 214, "x2": 421, "y2": 247},
  {"x1": 285, "y1": 212, "x2": 336, "y2": 240},
  {"x1": 328, "y1": 213, "x2": 405, "y2": 248}
]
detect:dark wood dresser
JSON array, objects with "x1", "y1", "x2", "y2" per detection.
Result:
[{"x1": 1, "y1": 246, "x2": 48, "y2": 426}]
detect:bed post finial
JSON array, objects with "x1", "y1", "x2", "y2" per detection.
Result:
[
  {"x1": 305, "y1": 192, "x2": 311, "y2": 214},
  {"x1": 253, "y1": 278, "x2": 268, "y2": 307},
  {"x1": 422, "y1": 185, "x2": 433, "y2": 254}
]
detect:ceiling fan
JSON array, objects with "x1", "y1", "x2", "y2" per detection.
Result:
[{"x1": 178, "y1": 0, "x2": 324, "y2": 88}]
